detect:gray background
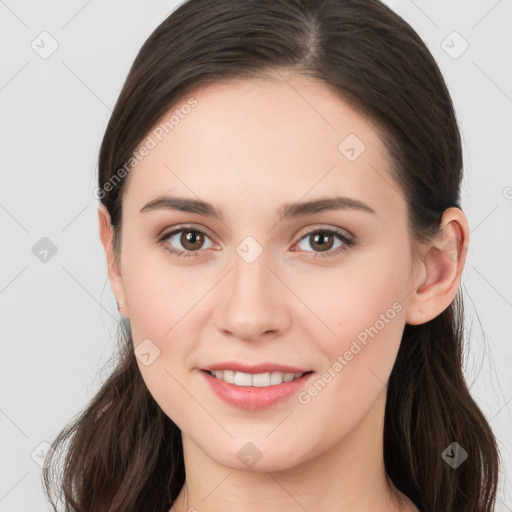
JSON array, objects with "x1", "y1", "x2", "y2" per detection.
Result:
[{"x1": 1, "y1": 0, "x2": 511, "y2": 510}]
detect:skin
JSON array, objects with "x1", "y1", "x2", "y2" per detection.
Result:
[{"x1": 98, "y1": 71, "x2": 469, "y2": 512}]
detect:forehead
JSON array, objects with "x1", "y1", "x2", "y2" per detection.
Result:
[{"x1": 122, "y1": 74, "x2": 404, "y2": 221}]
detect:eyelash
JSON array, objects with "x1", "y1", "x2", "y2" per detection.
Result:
[{"x1": 157, "y1": 225, "x2": 355, "y2": 259}]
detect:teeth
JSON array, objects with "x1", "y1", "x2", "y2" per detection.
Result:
[
  {"x1": 222, "y1": 370, "x2": 235, "y2": 384},
  {"x1": 211, "y1": 370, "x2": 304, "y2": 387}
]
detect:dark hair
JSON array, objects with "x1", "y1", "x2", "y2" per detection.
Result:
[{"x1": 43, "y1": 0, "x2": 499, "y2": 510}]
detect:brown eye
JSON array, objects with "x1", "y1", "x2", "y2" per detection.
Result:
[
  {"x1": 309, "y1": 232, "x2": 335, "y2": 252},
  {"x1": 180, "y1": 230, "x2": 205, "y2": 251},
  {"x1": 294, "y1": 228, "x2": 354, "y2": 258},
  {"x1": 159, "y1": 227, "x2": 216, "y2": 258}
]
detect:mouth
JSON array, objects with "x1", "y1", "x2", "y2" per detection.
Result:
[
  {"x1": 199, "y1": 368, "x2": 315, "y2": 410},
  {"x1": 202, "y1": 369, "x2": 313, "y2": 387}
]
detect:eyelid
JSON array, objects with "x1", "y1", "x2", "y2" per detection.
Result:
[
  {"x1": 156, "y1": 222, "x2": 216, "y2": 240},
  {"x1": 294, "y1": 224, "x2": 354, "y2": 243}
]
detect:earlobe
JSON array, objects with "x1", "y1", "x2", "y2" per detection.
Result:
[
  {"x1": 98, "y1": 204, "x2": 129, "y2": 318},
  {"x1": 405, "y1": 208, "x2": 469, "y2": 325}
]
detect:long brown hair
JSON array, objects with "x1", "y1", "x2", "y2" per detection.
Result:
[{"x1": 43, "y1": 0, "x2": 499, "y2": 510}]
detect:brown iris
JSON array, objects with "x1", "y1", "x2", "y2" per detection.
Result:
[
  {"x1": 309, "y1": 232, "x2": 335, "y2": 252},
  {"x1": 180, "y1": 230, "x2": 205, "y2": 251}
]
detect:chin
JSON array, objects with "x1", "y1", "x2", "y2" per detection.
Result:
[{"x1": 197, "y1": 435, "x2": 309, "y2": 473}]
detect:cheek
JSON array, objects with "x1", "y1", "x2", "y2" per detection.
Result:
[
  {"x1": 120, "y1": 246, "x2": 215, "y2": 388},
  {"x1": 293, "y1": 248, "x2": 410, "y2": 392},
  {"x1": 297, "y1": 246, "x2": 409, "y2": 339},
  {"x1": 121, "y1": 256, "x2": 205, "y2": 424},
  {"x1": 291, "y1": 266, "x2": 407, "y2": 436},
  {"x1": 122, "y1": 242, "x2": 206, "y2": 340}
]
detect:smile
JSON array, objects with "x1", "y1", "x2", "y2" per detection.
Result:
[
  {"x1": 206, "y1": 369, "x2": 306, "y2": 387},
  {"x1": 200, "y1": 369, "x2": 315, "y2": 410}
]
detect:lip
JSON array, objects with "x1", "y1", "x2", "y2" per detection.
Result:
[
  {"x1": 199, "y1": 369, "x2": 315, "y2": 410},
  {"x1": 201, "y1": 362, "x2": 311, "y2": 374}
]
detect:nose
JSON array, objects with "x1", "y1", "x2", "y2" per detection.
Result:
[{"x1": 213, "y1": 248, "x2": 291, "y2": 342}]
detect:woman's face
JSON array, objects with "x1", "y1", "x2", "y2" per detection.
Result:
[{"x1": 110, "y1": 72, "x2": 422, "y2": 471}]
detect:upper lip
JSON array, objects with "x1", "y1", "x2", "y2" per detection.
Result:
[{"x1": 201, "y1": 362, "x2": 312, "y2": 374}]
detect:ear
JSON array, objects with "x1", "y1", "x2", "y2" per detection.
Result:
[
  {"x1": 405, "y1": 207, "x2": 469, "y2": 325},
  {"x1": 98, "y1": 204, "x2": 130, "y2": 318}
]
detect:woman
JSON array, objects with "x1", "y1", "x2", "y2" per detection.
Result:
[{"x1": 43, "y1": 0, "x2": 499, "y2": 510}]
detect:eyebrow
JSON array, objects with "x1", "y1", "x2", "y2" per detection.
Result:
[{"x1": 139, "y1": 194, "x2": 376, "y2": 220}]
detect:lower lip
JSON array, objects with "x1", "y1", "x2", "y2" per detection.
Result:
[{"x1": 200, "y1": 370, "x2": 314, "y2": 410}]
